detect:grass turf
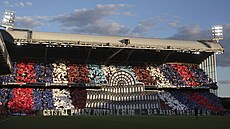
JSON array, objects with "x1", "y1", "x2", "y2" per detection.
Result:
[{"x1": 0, "y1": 115, "x2": 230, "y2": 129}]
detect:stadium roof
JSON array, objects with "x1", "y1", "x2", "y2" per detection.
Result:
[
  {"x1": 0, "y1": 29, "x2": 224, "y2": 65},
  {"x1": 7, "y1": 29, "x2": 224, "y2": 53}
]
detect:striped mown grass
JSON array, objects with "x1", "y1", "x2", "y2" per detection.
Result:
[{"x1": 0, "y1": 115, "x2": 230, "y2": 129}]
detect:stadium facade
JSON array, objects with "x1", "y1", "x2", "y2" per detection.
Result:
[{"x1": 0, "y1": 28, "x2": 225, "y2": 116}]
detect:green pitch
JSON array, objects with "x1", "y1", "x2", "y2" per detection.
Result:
[{"x1": 1, "y1": 115, "x2": 230, "y2": 129}]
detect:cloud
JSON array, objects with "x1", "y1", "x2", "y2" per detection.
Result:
[
  {"x1": 129, "y1": 16, "x2": 181, "y2": 37},
  {"x1": 168, "y1": 24, "x2": 230, "y2": 67},
  {"x1": 168, "y1": 22, "x2": 178, "y2": 28},
  {"x1": 216, "y1": 24, "x2": 230, "y2": 67},
  {"x1": 3, "y1": 1, "x2": 33, "y2": 7},
  {"x1": 121, "y1": 12, "x2": 134, "y2": 16},
  {"x1": 2, "y1": 1, "x2": 12, "y2": 7},
  {"x1": 168, "y1": 16, "x2": 181, "y2": 28},
  {"x1": 168, "y1": 25, "x2": 211, "y2": 40},
  {"x1": 50, "y1": 4, "x2": 132, "y2": 36},
  {"x1": 63, "y1": 20, "x2": 129, "y2": 36},
  {"x1": 15, "y1": 2, "x2": 33, "y2": 7},
  {"x1": 131, "y1": 18, "x2": 157, "y2": 37},
  {"x1": 12, "y1": 4, "x2": 131, "y2": 35},
  {"x1": 168, "y1": 20, "x2": 180, "y2": 28},
  {"x1": 15, "y1": 16, "x2": 48, "y2": 29},
  {"x1": 218, "y1": 80, "x2": 230, "y2": 84},
  {"x1": 129, "y1": 17, "x2": 165, "y2": 37}
]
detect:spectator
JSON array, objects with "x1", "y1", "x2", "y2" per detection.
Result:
[{"x1": 195, "y1": 106, "x2": 198, "y2": 119}]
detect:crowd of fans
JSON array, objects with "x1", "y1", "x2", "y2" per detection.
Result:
[
  {"x1": 70, "y1": 88, "x2": 87, "y2": 109},
  {"x1": 67, "y1": 64, "x2": 90, "y2": 84},
  {"x1": 87, "y1": 64, "x2": 107, "y2": 84},
  {"x1": 0, "y1": 61, "x2": 214, "y2": 88},
  {"x1": 159, "y1": 91, "x2": 224, "y2": 111},
  {"x1": 160, "y1": 64, "x2": 213, "y2": 87},
  {"x1": 171, "y1": 64, "x2": 212, "y2": 87},
  {"x1": 7, "y1": 88, "x2": 34, "y2": 114},
  {"x1": 186, "y1": 91, "x2": 223, "y2": 111},
  {"x1": 188, "y1": 65, "x2": 213, "y2": 86},
  {"x1": 0, "y1": 61, "x2": 223, "y2": 115},
  {"x1": 133, "y1": 66, "x2": 156, "y2": 86},
  {"x1": 169, "y1": 91, "x2": 204, "y2": 110},
  {"x1": 15, "y1": 62, "x2": 36, "y2": 83},
  {"x1": 0, "y1": 87, "x2": 224, "y2": 115},
  {"x1": 158, "y1": 91, "x2": 188, "y2": 111},
  {"x1": 0, "y1": 88, "x2": 13, "y2": 106},
  {"x1": 34, "y1": 63, "x2": 53, "y2": 83}
]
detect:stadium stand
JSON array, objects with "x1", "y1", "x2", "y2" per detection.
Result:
[
  {"x1": 0, "y1": 29, "x2": 225, "y2": 116},
  {"x1": 0, "y1": 62, "x2": 224, "y2": 115}
]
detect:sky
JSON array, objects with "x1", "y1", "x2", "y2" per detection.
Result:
[{"x1": 1, "y1": 0, "x2": 230, "y2": 97}]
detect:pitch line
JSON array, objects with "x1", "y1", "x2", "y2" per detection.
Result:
[{"x1": 0, "y1": 116, "x2": 17, "y2": 123}]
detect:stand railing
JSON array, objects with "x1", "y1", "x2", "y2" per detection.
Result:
[{"x1": 0, "y1": 33, "x2": 13, "y2": 74}]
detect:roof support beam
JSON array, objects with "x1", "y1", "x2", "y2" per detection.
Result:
[
  {"x1": 197, "y1": 40, "x2": 212, "y2": 48},
  {"x1": 85, "y1": 48, "x2": 92, "y2": 64},
  {"x1": 162, "y1": 51, "x2": 174, "y2": 63},
  {"x1": 105, "y1": 48, "x2": 123, "y2": 63},
  {"x1": 44, "y1": 47, "x2": 48, "y2": 63},
  {"x1": 126, "y1": 50, "x2": 134, "y2": 64}
]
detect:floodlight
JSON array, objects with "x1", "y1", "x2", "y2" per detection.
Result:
[
  {"x1": 3, "y1": 15, "x2": 11, "y2": 20},
  {"x1": 2, "y1": 18, "x2": 8, "y2": 23},
  {"x1": 212, "y1": 25, "x2": 223, "y2": 42},
  {"x1": 1, "y1": 10, "x2": 16, "y2": 30},
  {"x1": 192, "y1": 51, "x2": 200, "y2": 55}
]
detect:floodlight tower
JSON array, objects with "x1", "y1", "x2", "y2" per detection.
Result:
[
  {"x1": 211, "y1": 25, "x2": 224, "y2": 95},
  {"x1": 212, "y1": 25, "x2": 223, "y2": 42},
  {"x1": 198, "y1": 25, "x2": 224, "y2": 95},
  {"x1": 1, "y1": 10, "x2": 16, "y2": 30}
]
